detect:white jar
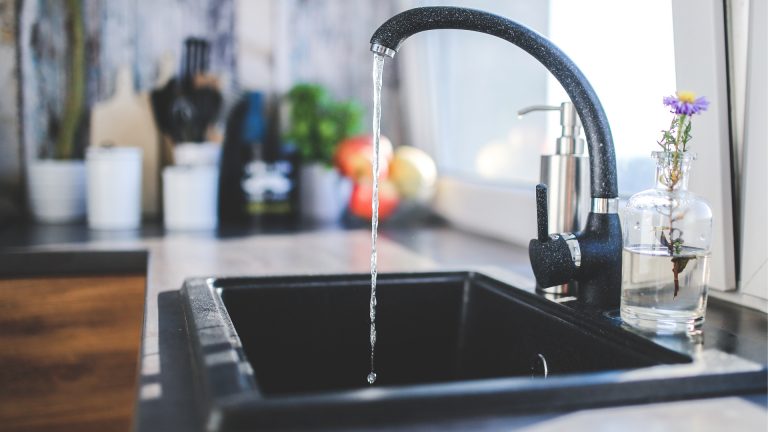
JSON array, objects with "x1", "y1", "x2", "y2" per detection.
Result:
[
  {"x1": 86, "y1": 146, "x2": 143, "y2": 230},
  {"x1": 163, "y1": 165, "x2": 219, "y2": 231}
]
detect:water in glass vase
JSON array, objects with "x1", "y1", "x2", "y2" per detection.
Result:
[{"x1": 621, "y1": 245, "x2": 710, "y2": 334}]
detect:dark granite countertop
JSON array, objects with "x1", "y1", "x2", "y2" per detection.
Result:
[{"x1": 0, "y1": 222, "x2": 765, "y2": 431}]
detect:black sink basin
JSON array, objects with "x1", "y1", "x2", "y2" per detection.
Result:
[
  {"x1": 181, "y1": 272, "x2": 765, "y2": 430},
  {"x1": 221, "y1": 273, "x2": 682, "y2": 394}
]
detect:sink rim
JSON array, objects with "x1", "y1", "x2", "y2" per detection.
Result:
[{"x1": 181, "y1": 271, "x2": 767, "y2": 429}]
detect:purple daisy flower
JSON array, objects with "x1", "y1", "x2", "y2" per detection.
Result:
[{"x1": 663, "y1": 92, "x2": 709, "y2": 115}]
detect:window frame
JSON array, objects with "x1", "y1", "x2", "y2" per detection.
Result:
[{"x1": 725, "y1": 0, "x2": 767, "y2": 308}]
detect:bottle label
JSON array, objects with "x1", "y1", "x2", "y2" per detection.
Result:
[{"x1": 242, "y1": 160, "x2": 294, "y2": 215}]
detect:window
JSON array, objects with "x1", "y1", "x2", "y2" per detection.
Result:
[
  {"x1": 546, "y1": 0, "x2": 676, "y2": 196},
  {"x1": 398, "y1": 0, "x2": 742, "y2": 297},
  {"x1": 400, "y1": 0, "x2": 676, "y2": 195}
]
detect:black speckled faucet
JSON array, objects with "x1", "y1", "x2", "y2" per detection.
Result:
[{"x1": 371, "y1": 7, "x2": 622, "y2": 308}]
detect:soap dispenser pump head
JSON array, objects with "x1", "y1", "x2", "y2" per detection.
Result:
[
  {"x1": 517, "y1": 102, "x2": 584, "y2": 155},
  {"x1": 557, "y1": 102, "x2": 583, "y2": 154}
]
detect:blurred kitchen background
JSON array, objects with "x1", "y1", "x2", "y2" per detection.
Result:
[{"x1": 0, "y1": 0, "x2": 688, "y2": 233}]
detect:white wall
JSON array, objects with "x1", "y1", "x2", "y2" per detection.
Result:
[{"x1": 235, "y1": 0, "x2": 403, "y2": 142}]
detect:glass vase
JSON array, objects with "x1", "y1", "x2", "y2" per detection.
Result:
[{"x1": 621, "y1": 151, "x2": 713, "y2": 334}]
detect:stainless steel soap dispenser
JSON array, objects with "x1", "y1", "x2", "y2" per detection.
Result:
[{"x1": 519, "y1": 102, "x2": 589, "y2": 294}]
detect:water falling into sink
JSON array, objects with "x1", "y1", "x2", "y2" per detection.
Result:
[{"x1": 368, "y1": 53, "x2": 385, "y2": 385}]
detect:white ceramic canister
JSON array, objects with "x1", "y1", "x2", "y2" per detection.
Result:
[
  {"x1": 163, "y1": 165, "x2": 219, "y2": 231},
  {"x1": 86, "y1": 146, "x2": 143, "y2": 230}
]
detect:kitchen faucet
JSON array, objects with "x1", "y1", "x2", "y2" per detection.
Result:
[{"x1": 370, "y1": 7, "x2": 622, "y2": 308}]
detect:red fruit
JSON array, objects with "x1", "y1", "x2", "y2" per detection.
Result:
[
  {"x1": 334, "y1": 135, "x2": 393, "y2": 180},
  {"x1": 349, "y1": 179, "x2": 399, "y2": 221}
]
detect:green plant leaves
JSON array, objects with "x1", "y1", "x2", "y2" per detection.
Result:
[{"x1": 284, "y1": 84, "x2": 363, "y2": 166}]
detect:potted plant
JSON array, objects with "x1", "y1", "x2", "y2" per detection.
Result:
[
  {"x1": 284, "y1": 84, "x2": 362, "y2": 222},
  {"x1": 27, "y1": 0, "x2": 87, "y2": 223}
]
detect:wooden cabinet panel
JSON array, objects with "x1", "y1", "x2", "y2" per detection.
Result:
[{"x1": 0, "y1": 275, "x2": 146, "y2": 432}]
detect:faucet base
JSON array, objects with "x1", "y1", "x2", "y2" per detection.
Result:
[{"x1": 536, "y1": 281, "x2": 578, "y2": 296}]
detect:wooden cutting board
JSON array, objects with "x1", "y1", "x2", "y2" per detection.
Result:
[{"x1": 90, "y1": 67, "x2": 160, "y2": 216}]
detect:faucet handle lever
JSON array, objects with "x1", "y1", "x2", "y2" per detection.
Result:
[
  {"x1": 530, "y1": 182, "x2": 577, "y2": 288},
  {"x1": 535, "y1": 184, "x2": 549, "y2": 242}
]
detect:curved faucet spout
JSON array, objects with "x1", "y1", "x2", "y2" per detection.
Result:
[
  {"x1": 370, "y1": 6, "x2": 617, "y2": 199},
  {"x1": 371, "y1": 7, "x2": 623, "y2": 308}
]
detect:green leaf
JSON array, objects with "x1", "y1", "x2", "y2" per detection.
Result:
[
  {"x1": 672, "y1": 256, "x2": 692, "y2": 275},
  {"x1": 660, "y1": 232, "x2": 669, "y2": 248},
  {"x1": 282, "y1": 83, "x2": 362, "y2": 165}
]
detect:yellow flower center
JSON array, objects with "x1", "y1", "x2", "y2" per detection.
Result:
[{"x1": 677, "y1": 91, "x2": 696, "y2": 103}]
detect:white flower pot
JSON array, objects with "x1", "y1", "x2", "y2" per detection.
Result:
[
  {"x1": 27, "y1": 160, "x2": 87, "y2": 224},
  {"x1": 300, "y1": 164, "x2": 351, "y2": 223}
]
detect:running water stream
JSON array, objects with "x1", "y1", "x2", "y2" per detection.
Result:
[{"x1": 367, "y1": 53, "x2": 385, "y2": 385}]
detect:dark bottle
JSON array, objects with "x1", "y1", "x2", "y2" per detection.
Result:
[{"x1": 218, "y1": 92, "x2": 298, "y2": 227}]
